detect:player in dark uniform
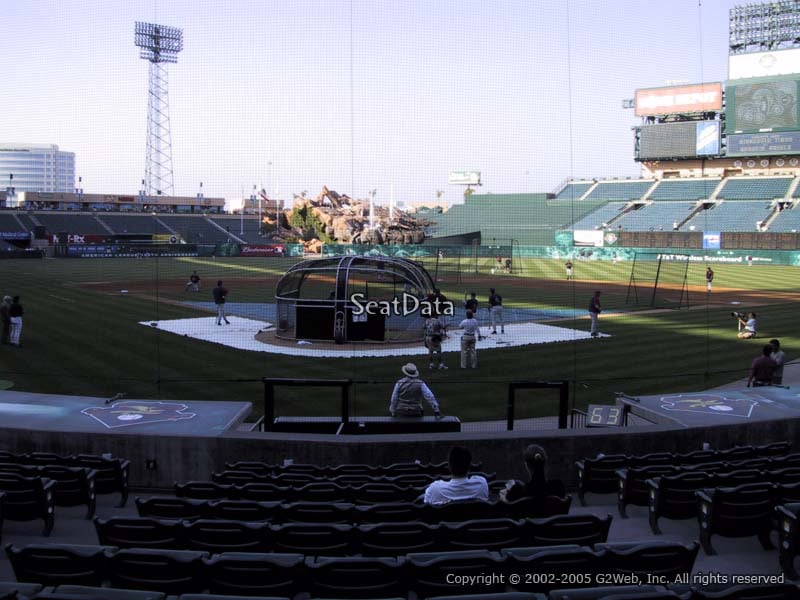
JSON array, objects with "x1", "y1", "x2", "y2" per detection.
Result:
[
  {"x1": 213, "y1": 281, "x2": 230, "y2": 325},
  {"x1": 488, "y1": 288, "x2": 504, "y2": 334}
]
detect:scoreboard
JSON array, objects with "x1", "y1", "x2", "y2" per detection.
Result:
[{"x1": 637, "y1": 121, "x2": 720, "y2": 160}]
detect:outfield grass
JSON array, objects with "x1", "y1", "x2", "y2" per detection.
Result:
[{"x1": 1, "y1": 255, "x2": 797, "y2": 423}]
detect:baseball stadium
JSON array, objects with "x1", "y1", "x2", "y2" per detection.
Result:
[{"x1": 1, "y1": 0, "x2": 800, "y2": 597}]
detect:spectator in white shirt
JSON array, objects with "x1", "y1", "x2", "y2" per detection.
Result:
[{"x1": 423, "y1": 446, "x2": 489, "y2": 505}]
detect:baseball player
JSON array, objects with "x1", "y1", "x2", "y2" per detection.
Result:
[
  {"x1": 488, "y1": 288, "x2": 504, "y2": 334},
  {"x1": 213, "y1": 280, "x2": 230, "y2": 325}
]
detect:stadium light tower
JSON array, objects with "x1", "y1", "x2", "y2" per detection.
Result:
[
  {"x1": 729, "y1": 0, "x2": 800, "y2": 54},
  {"x1": 135, "y1": 21, "x2": 183, "y2": 197}
]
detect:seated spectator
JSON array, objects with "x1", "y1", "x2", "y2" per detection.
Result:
[
  {"x1": 423, "y1": 446, "x2": 488, "y2": 505},
  {"x1": 747, "y1": 344, "x2": 778, "y2": 388},
  {"x1": 499, "y1": 444, "x2": 565, "y2": 503}
]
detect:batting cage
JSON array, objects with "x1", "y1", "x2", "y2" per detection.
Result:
[
  {"x1": 275, "y1": 255, "x2": 437, "y2": 344},
  {"x1": 625, "y1": 252, "x2": 690, "y2": 309}
]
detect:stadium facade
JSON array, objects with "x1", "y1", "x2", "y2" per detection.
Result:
[{"x1": 0, "y1": 143, "x2": 75, "y2": 193}]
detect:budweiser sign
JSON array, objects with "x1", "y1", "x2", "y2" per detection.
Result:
[{"x1": 240, "y1": 244, "x2": 285, "y2": 256}]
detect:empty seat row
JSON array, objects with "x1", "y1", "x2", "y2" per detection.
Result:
[
  {"x1": 176, "y1": 480, "x2": 429, "y2": 503},
  {"x1": 3, "y1": 582, "x2": 799, "y2": 600},
  {"x1": 97, "y1": 512, "x2": 606, "y2": 555},
  {"x1": 0, "y1": 473, "x2": 55, "y2": 536},
  {"x1": 650, "y1": 476, "x2": 800, "y2": 535},
  {"x1": 7, "y1": 540, "x2": 697, "y2": 597},
  {"x1": 138, "y1": 496, "x2": 571, "y2": 524},
  {"x1": 776, "y1": 502, "x2": 800, "y2": 579},
  {"x1": 224, "y1": 459, "x2": 477, "y2": 477},
  {"x1": 0, "y1": 582, "x2": 546, "y2": 600},
  {"x1": 0, "y1": 452, "x2": 129, "y2": 506},
  {"x1": 210, "y1": 469, "x2": 496, "y2": 487},
  {"x1": 550, "y1": 584, "x2": 800, "y2": 600},
  {"x1": 618, "y1": 465, "x2": 800, "y2": 518},
  {"x1": 696, "y1": 482, "x2": 779, "y2": 556},
  {"x1": 0, "y1": 464, "x2": 97, "y2": 518},
  {"x1": 576, "y1": 443, "x2": 793, "y2": 505}
]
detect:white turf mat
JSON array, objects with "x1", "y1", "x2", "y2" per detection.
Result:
[{"x1": 140, "y1": 317, "x2": 608, "y2": 358}]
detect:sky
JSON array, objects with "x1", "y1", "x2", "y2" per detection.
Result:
[{"x1": 1, "y1": 0, "x2": 741, "y2": 208}]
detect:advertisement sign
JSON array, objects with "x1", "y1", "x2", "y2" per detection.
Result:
[
  {"x1": 0, "y1": 231, "x2": 31, "y2": 240},
  {"x1": 703, "y1": 232, "x2": 721, "y2": 250},
  {"x1": 729, "y1": 48, "x2": 800, "y2": 80},
  {"x1": 635, "y1": 83, "x2": 723, "y2": 117},
  {"x1": 448, "y1": 171, "x2": 481, "y2": 185},
  {"x1": 573, "y1": 230, "x2": 604, "y2": 247},
  {"x1": 66, "y1": 244, "x2": 199, "y2": 258},
  {"x1": 240, "y1": 244, "x2": 285, "y2": 257},
  {"x1": 726, "y1": 131, "x2": 800, "y2": 156},
  {"x1": 727, "y1": 77, "x2": 800, "y2": 132},
  {"x1": 696, "y1": 121, "x2": 720, "y2": 155}
]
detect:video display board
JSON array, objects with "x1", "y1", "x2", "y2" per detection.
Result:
[
  {"x1": 638, "y1": 121, "x2": 720, "y2": 160},
  {"x1": 726, "y1": 76, "x2": 800, "y2": 133}
]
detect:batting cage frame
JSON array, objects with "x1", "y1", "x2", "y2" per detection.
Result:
[
  {"x1": 626, "y1": 252, "x2": 690, "y2": 309},
  {"x1": 468, "y1": 238, "x2": 524, "y2": 277}
]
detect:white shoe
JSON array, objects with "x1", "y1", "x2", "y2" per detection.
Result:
[
  {"x1": 439, "y1": 364, "x2": 448, "y2": 370},
  {"x1": 429, "y1": 363, "x2": 435, "y2": 370}
]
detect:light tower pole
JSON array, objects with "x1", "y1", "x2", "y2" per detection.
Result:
[{"x1": 135, "y1": 21, "x2": 183, "y2": 197}]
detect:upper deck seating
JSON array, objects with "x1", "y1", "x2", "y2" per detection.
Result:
[
  {"x1": 717, "y1": 177, "x2": 793, "y2": 200},
  {"x1": 647, "y1": 178, "x2": 720, "y2": 201},
  {"x1": 583, "y1": 181, "x2": 653, "y2": 201}
]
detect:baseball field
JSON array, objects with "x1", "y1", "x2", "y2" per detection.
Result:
[{"x1": 1, "y1": 254, "x2": 797, "y2": 424}]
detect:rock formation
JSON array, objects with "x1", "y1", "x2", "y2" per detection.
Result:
[{"x1": 271, "y1": 186, "x2": 431, "y2": 252}]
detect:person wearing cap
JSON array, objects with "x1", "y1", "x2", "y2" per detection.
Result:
[
  {"x1": 213, "y1": 280, "x2": 230, "y2": 325},
  {"x1": 0, "y1": 295, "x2": 11, "y2": 345},
  {"x1": 488, "y1": 288, "x2": 504, "y2": 334},
  {"x1": 588, "y1": 290, "x2": 602, "y2": 338},
  {"x1": 390, "y1": 363, "x2": 441, "y2": 417}
]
